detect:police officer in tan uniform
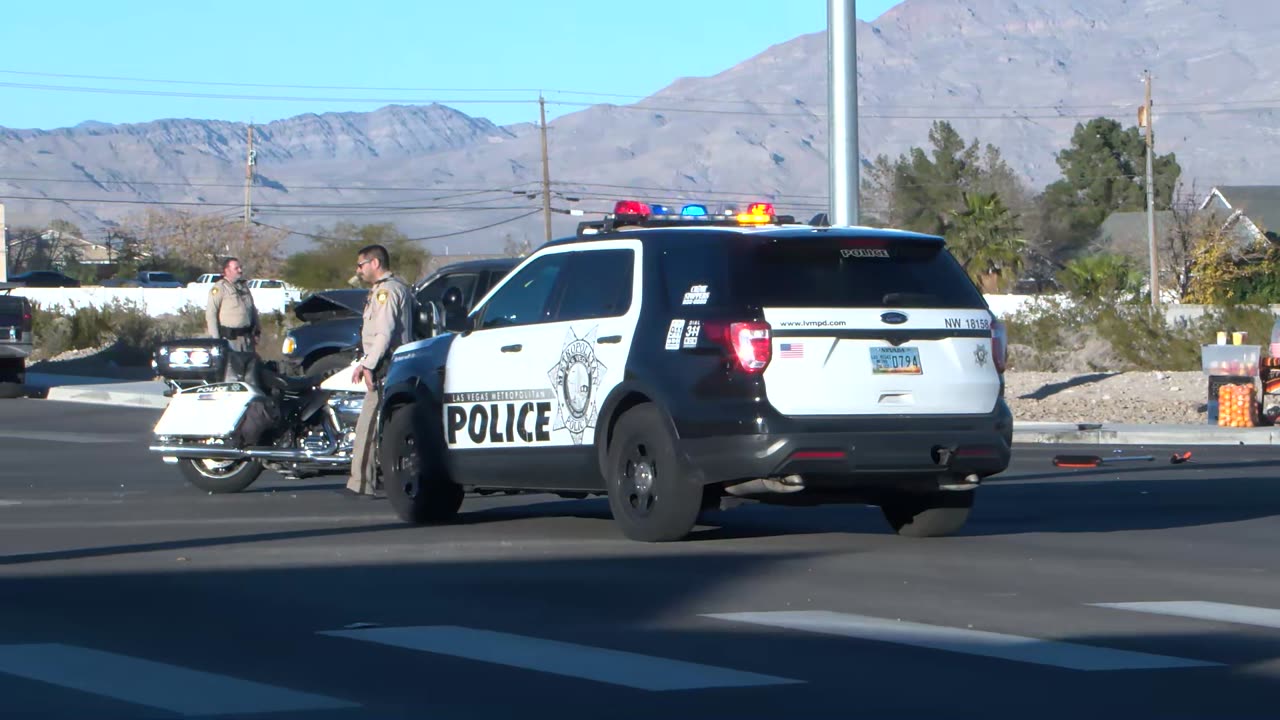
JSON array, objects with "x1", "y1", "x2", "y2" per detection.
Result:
[
  {"x1": 205, "y1": 257, "x2": 259, "y2": 352},
  {"x1": 347, "y1": 244, "x2": 416, "y2": 495}
]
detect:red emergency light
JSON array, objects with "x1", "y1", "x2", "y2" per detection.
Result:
[{"x1": 613, "y1": 200, "x2": 652, "y2": 217}]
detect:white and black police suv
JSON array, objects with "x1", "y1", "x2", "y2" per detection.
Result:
[{"x1": 375, "y1": 200, "x2": 1012, "y2": 542}]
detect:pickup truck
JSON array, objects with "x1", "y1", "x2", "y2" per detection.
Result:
[
  {"x1": 280, "y1": 257, "x2": 518, "y2": 378},
  {"x1": 137, "y1": 271, "x2": 184, "y2": 288},
  {"x1": 0, "y1": 284, "x2": 33, "y2": 398}
]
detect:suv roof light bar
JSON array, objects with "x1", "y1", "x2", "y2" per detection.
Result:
[{"x1": 577, "y1": 198, "x2": 798, "y2": 236}]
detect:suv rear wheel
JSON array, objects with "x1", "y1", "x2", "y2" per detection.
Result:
[
  {"x1": 880, "y1": 490, "x2": 974, "y2": 538},
  {"x1": 605, "y1": 404, "x2": 702, "y2": 542}
]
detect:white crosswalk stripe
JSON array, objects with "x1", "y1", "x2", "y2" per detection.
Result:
[
  {"x1": 1092, "y1": 601, "x2": 1280, "y2": 630},
  {"x1": 0, "y1": 643, "x2": 359, "y2": 716},
  {"x1": 7, "y1": 600, "x2": 1268, "y2": 716},
  {"x1": 702, "y1": 610, "x2": 1223, "y2": 671},
  {"x1": 319, "y1": 625, "x2": 804, "y2": 691}
]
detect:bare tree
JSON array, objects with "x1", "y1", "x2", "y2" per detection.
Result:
[
  {"x1": 501, "y1": 233, "x2": 533, "y2": 258},
  {"x1": 123, "y1": 209, "x2": 286, "y2": 279},
  {"x1": 5, "y1": 226, "x2": 81, "y2": 273},
  {"x1": 1161, "y1": 181, "x2": 1238, "y2": 302}
]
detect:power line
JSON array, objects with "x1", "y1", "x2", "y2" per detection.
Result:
[
  {"x1": 547, "y1": 100, "x2": 1280, "y2": 120},
  {"x1": 0, "y1": 193, "x2": 549, "y2": 212},
  {"x1": 0, "y1": 81, "x2": 540, "y2": 104},
  {"x1": 253, "y1": 209, "x2": 541, "y2": 243},
  {"x1": 7, "y1": 79, "x2": 1280, "y2": 121},
  {"x1": 0, "y1": 176, "x2": 538, "y2": 197},
  {"x1": 2, "y1": 68, "x2": 1270, "y2": 112}
]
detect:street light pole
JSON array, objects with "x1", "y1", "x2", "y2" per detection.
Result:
[{"x1": 828, "y1": 0, "x2": 859, "y2": 226}]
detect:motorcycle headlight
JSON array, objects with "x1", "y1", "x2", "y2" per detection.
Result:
[
  {"x1": 282, "y1": 335, "x2": 296, "y2": 356},
  {"x1": 167, "y1": 348, "x2": 214, "y2": 368}
]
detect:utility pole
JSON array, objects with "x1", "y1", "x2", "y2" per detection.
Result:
[
  {"x1": 1141, "y1": 70, "x2": 1159, "y2": 306},
  {"x1": 243, "y1": 123, "x2": 256, "y2": 235},
  {"x1": 828, "y1": 0, "x2": 859, "y2": 226},
  {"x1": 539, "y1": 94, "x2": 552, "y2": 242}
]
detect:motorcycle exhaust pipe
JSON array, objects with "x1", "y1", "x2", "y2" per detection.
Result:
[{"x1": 149, "y1": 445, "x2": 350, "y2": 464}]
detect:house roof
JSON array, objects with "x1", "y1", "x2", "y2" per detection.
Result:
[
  {"x1": 1097, "y1": 210, "x2": 1174, "y2": 263},
  {"x1": 1201, "y1": 186, "x2": 1280, "y2": 238}
]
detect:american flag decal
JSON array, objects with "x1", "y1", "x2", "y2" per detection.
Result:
[{"x1": 780, "y1": 342, "x2": 804, "y2": 358}]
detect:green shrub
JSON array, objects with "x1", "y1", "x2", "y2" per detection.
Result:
[{"x1": 1002, "y1": 294, "x2": 1278, "y2": 372}]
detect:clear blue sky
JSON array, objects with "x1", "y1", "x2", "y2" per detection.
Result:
[{"x1": 1, "y1": 0, "x2": 903, "y2": 130}]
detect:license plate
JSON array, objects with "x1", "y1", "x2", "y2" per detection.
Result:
[{"x1": 870, "y1": 346, "x2": 922, "y2": 375}]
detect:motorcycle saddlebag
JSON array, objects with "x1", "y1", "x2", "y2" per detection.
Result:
[{"x1": 236, "y1": 396, "x2": 280, "y2": 447}]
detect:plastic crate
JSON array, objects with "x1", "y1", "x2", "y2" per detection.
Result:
[
  {"x1": 1202, "y1": 344, "x2": 1260, "y2": 377},
  {"x1": 1207, "y1": 374, "x2": 1257, "y2": 425}
]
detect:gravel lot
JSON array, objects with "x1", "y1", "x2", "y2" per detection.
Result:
[
  {"x1": 22, "y1": 343, "x2": 1260, "y2": 426},
  {"x1": 1004, "y1": 370, "x2": 1222, "y2": 424}
]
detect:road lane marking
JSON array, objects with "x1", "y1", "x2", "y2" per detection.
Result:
[
  {"x1": 0, "y1": 643, "x2": 358, "y2": 716},
  {"x1": 702, "y1": 611, "x2": 1221, "y2": 671},
  {"x1": 320, "y1": 625, "x2": 803, "y2": 691},
  {"x1": 1093, "y1": 601, "x2": 1280, "y2": 630}
]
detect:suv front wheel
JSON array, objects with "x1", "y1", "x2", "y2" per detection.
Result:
[
  {"x1": 605, "y1": 404, "x2": 702, "y2": 542},
  {"x1": 380, "y1": 404, "x2": 464, "y2": 524}
]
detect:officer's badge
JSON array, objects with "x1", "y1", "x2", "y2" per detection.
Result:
[
  {"x1": 211, "y1": 287, "x2": 219, "y2": 295},
  {"x1": 376, "y1": 289, "x2": 388, "y2": 304}
]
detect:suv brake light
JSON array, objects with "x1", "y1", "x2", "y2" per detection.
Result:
[
  {"x1": 991, "y1": 317, "x2": 1007, "y2": 374},
  {"x1": 724, "y1": 321, "x2": 772, "y2": 374}
]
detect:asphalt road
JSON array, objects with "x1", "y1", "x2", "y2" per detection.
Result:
[{"x1": 3, "y1": 399, "x2": 1280, "y2": 719}]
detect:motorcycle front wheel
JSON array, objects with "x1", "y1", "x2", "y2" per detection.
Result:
[{"x1": 178, "y1": 458, "x2": 264, "y2": 494}]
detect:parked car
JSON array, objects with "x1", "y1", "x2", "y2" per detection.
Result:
[
  {"x1": 280, "y1": 258, "x2": 519, "y2": 379},
  {"x1": 136, "y1": 271, "x2": 184, "y2": 288},
  {"x1": 0, "y1": 284, "x2": 33, "y2": 398},
  {"x1": 9, "y1": 270, "x2": 80, "y2": 288}
]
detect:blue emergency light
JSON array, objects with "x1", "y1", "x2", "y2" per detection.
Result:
[{"x1": 680, "y1": 204, "x2": 708, "y2": 217}]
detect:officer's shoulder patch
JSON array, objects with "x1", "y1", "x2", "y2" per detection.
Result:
[
  {"x1": 376, "y1": 289, "x2": 388, "y2": 304},
  {"x1": 211, "y1": 287, "x2": 219, "y2": 296}
]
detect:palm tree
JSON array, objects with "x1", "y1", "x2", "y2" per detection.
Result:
[{"x1": 945, "y1": 191, "x2": 1026, "y2": 293}]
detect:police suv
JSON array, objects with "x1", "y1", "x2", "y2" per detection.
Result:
[{"x1": 376, "y1": 201, "x2": 1013, "y2": 542}]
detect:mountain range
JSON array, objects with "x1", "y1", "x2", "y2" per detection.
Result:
[{"x1": 1, "y1": 0, "x2": 1277, "y2": 255}]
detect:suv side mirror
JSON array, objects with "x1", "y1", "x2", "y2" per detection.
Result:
[{"x1": 443, "y1": 305, "x2": 471, "y2": 333}]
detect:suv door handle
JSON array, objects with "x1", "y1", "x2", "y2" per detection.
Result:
[
  {"x1": 501, "y1": 344, "x2": 523, "y2": 353},
  {"x1": 597, "y1": 335, "x2": 622, "y2": 344}
]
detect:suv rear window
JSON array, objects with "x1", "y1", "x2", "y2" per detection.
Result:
[
  {"x1": 659, "y1": 244, "x2": 732, "y2": 309},
  {"x1": 740, "y1": 238, "x2": 986, "y2": 309}
]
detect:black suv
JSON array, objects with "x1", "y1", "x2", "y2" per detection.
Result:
[
  {"x1": 280, "y1": 258, "x2": 518, "y2": 378},
  {"x1": 375, "y1": 204, "x2": 1012, "y2": 542}
]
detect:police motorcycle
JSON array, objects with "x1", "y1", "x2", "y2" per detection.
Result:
[{"x1": 147, "y1": 303, "x2": 442, "y2": 494}]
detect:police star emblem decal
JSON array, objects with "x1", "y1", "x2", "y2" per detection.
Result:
[
  {"x1": 974, "y1": 343, "x2": 989, "y2": 368},
  {"x1": 547, "y1": 327, "x2": 607, "y2": 445}
]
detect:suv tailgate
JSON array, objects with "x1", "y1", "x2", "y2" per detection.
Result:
[{"x1": 746, "y1": 236, "x2": 1001, "y2": 416}]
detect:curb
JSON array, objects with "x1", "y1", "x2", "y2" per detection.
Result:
[
  {"x1": 1012, "y1": 423, "x2": 1280, "y2": 446},
  {"x1": 34, "y1": 385, "x2": 169, "y2": 410},
  {"x1": 15, "y1": 387, "x2": 1280, "y2": 444}
]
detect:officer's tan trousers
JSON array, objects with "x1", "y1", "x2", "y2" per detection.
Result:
[{"x1": 347, "y1": 385, "x2": 380, "y2": 494}]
